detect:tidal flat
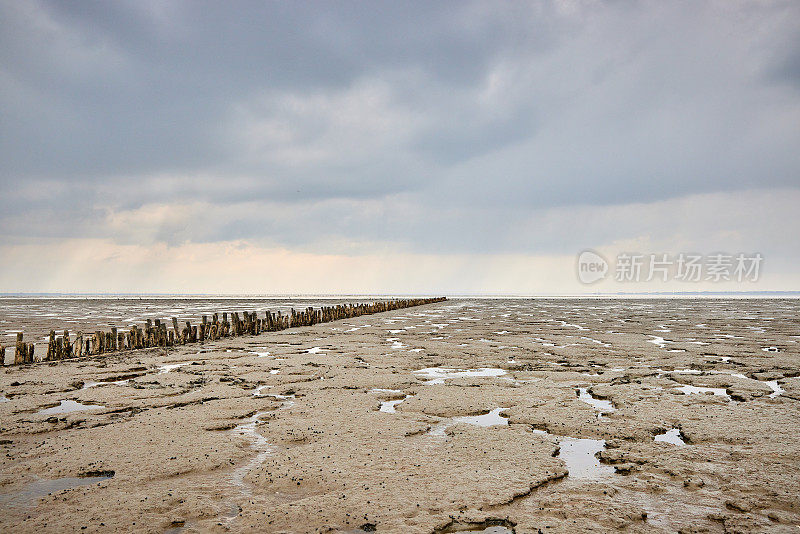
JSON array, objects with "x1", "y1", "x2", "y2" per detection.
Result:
[{"x1": 1, "y1": 298, "x2": 799, "y2": 532}]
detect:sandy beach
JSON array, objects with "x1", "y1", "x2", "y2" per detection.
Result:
[{"x1": 1, "y1": 298, "x2": 799, "y2": 533}]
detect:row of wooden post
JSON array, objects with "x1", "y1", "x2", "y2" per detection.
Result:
[{"x1": 0, "y1": 297, "x2": 447, "y2": 366}]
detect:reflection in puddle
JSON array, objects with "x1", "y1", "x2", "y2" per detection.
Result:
[
  {"x1": 654, "y1": 428, "x2": 686, "y2": 446},
  {"x1": 438, "y1": 523, "x2": 513, "y2": 534},
  {"x1": 38, "y1": 399, "x2": 104, "y2": 415},
  {"x1": 371, "y1": 388, "x2": 411, "y2": 413},
  {"x1": 0, "y1": 473, "x2": 114, "y2": 508},
  {"x1": 223, "y1": 391, "x2": 296, "y2": 523},
  {"x1": 158, "y1": 363, "x2": 188, "y2": 374},
  {"x1": 414, "y1": 367, "x2": 507, "y2": 385},
  {"x1": 676, "y1": 385, "x2": 731, "y2": 402},
  {"x1": 387, "y1": 337, "x2": 406, "y2": 349},
  {"x1": 577, "y1": 388, "x2": 614, "y2": 415},
  {"x1": 428, "y1": 408, "x2": 507, "y2": 437},
  {"x1": 557, "y1": 438, "x2": 615, "y2": 479},
  {"x1": 765, "y1": 380, "x2": 784, "y2": 398},
  {"x1": 380, "y1": 395, "x2": 412, "y2": 413},
  {"x1": 306, "y1": 347, "x2": 323, "y2": 354},
  {"x1": 253, "y1": 385, "x2": 296, "y2": 407},
  {"x1": 532, "y1": 429, "x2": 614, "y2": 479},
  {"x1": 229, "y1": 412, "x2": 273, "y2": 496},
  {"x1": 81, "y1": 379, "x2": 129, "y2": 390}
]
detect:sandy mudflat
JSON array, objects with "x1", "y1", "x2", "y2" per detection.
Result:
[{"x1": 1, "y1": 298, "x2": 799, "y2": 533}]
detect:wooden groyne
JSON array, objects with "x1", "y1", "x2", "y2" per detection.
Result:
[{"x1": 0, "y1": 297, "x2": 446, "y2": 366}]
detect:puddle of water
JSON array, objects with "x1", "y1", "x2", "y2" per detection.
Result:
[
  {"x1": 38, "y1": 400, "x2": 104, "y2": 415},
  {"x1": 533, "y1": 429, "x2": 614, "y2": 480},
  {"x1": 765, "y1": 380, "x2": 784, "y2": 398},
  {"x1": 676, "y1": 385, "x2": 731, "y2": 402},
  {"x1": 158, "y1": 363, "x2": 188, "y2": 374},
  {"x1": 0, "y1": 473, "x2": 114, "y2": 508},
  {"x1": 559, "y1": 320, "x2": 588, "y2": 331},
  {"x1": 439, "y1": 525, "x2": 513, "y2": 534},
  {"x1": 379, "y1": 394, "x2": 412, "y2": 413},
  {"x1": 557, "y1": 437, "x2": 614, "y2": 479},
  {"x1": 648, "y1": 336, "x2": 669, "y2": 348},
  {"x1": 0, "y1": 394, "x2": 9, "y2": 402},
  {"x1": 762, "y1": 346, "x2": 779, "y2": 352},
  {"x1": 223, "y1": 389, "x2": 297, "y2": 523},
  {"x1": 81, "y1": 379, "x2": 129, "y2": 390},
  {"x1": 577, "y1": 388, "x2": 614, "y2": 414},
  {"x1": 428, "y1": 407, "x2": 508, "y2": 437},
  {"x1": 261, "y1": 393, "x2": 296, "y2": 408},
  {"x1": 250, "y1": 348, "x2": 271, "y2": 357},
  {"x1": 386, "y1": 337, "x2": 407, "y2": 349},
  {"x1": 654, "y1": 428, "x2": 686, "y2": 446},
  {"x1": 581, "y1": 336, "x2": 611, "y2": 347},
  {"x1": 230, "y1": 412, "x2": 273, "y2": 494},
  {"x1": 414, "y1": 367, "x2": 507, "y2": 385}
]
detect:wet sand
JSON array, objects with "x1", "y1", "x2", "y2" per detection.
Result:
[{"x1": 1, "y1": 298, "x2": 799, "y2": 533}]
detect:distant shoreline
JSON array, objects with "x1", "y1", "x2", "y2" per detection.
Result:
[{"x1": 1, "y1": 291, "x2": 799, "y2": 300}]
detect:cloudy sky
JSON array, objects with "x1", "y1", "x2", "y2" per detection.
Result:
[{"x1": 1, "y1": 0, "x2": 799, "y2": 294}]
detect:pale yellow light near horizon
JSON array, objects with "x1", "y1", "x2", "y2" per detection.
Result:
[{"x1": 0, "y1": 238, "x2": 791, "y2": 295}]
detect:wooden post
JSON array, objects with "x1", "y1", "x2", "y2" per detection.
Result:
[
  {"x1": 63, "y1": 330, "x2": 71, "y2": 358},
  {"x1": 47, "y1": 330, "x2": 56, "y2": 361},
  {"x1": 15, "y1": 333, "x2": 25, "y2": 365},
  {"x1": 75, "y1": 332, "x2": 83, "y2": 357}
]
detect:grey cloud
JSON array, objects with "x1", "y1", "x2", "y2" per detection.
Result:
[{"x1": 1, "y1": 0, "x2": 799, "y2": 258}]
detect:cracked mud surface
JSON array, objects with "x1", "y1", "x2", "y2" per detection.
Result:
[{"x1": 1, "y1": 298, "x2": 799, "y2": 532}]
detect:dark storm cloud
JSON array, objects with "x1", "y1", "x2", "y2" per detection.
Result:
[{"x1": 1, "y1": 0, "x2": 800, "y2": 255}]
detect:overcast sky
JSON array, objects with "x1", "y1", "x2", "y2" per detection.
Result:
[{"x1": 1, "y1": 0, "x2": 799, "y2": 294}]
